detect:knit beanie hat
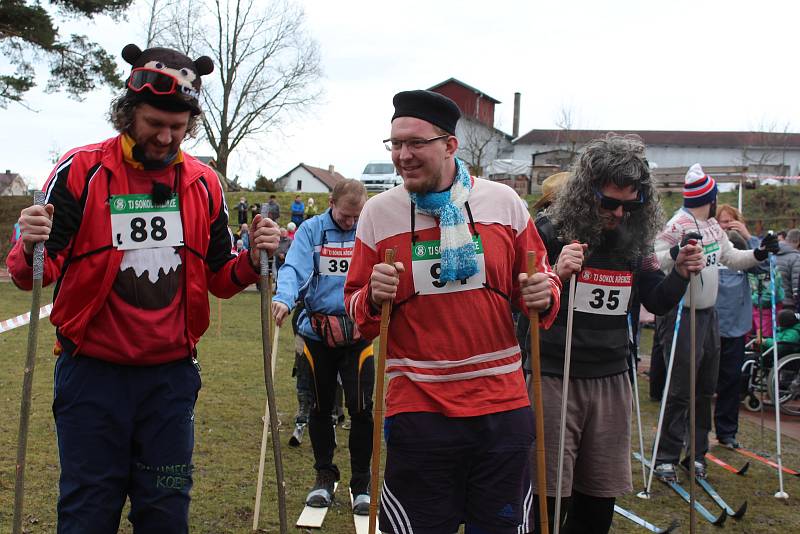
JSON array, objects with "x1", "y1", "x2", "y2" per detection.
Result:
[
  {"x1": 683, "y1": 163, "x2": 717, "y2": 208},
  {"x1": 122, "y1": 44, "x2": 214, "y2": 116}
]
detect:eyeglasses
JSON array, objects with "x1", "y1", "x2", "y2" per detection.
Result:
[
  {"x1": 383, "y1": 134, "x2": 449, "y2": 152},
  {"x1": 594, "y1": 189, "x2": 645, "y2": 212},
  {"x1": 128, "y1": 68, "x2": 199, "y2": 100}
]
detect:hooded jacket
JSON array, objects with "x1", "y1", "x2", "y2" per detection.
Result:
[{"x1": 775, "y1": 241, "x2": 800, "y2": 309}]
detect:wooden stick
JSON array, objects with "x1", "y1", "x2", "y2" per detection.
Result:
[
  {"x1": 253, "y1": 325, "x2": 281, "y2": 531},
  {"x1": 13, "y1": 191, "x2": 45, "y2": 534},
  {"x1": 368, "y1": 248, "x2": 395, "y2": 534},
  {"x1": 527, "y1": 252, "x2": 549, "y2": 534},
  {"x1": 258, "y1": 204, "x2": 287, "y2": 534}
]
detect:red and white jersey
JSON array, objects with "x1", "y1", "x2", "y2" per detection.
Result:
[{"x1": 345, "y1": 178, "x2": 561, "y2": 418}]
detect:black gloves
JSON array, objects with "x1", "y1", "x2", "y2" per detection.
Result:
[
  {"x1": 669, "y1": 232, "x2": 703, "y2": 261},
  {"x1": 754, "y1": 232, "x2": 779, "y2": 260}
]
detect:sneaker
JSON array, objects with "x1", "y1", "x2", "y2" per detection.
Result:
[
  {"x1": 680, "y1": 457, "x2": 707, "y2": 479},
  {"x1": 654, "y1": 463, "x2": 678, "y2": 483},
  {"x1": 352, "y1": 493, "x2": 370, "y2": 516},
  {"x1": 718, "y1": 437, "x2": 740, "y2": 450},
  {"x1": 288, "y1": 423, "x2": 306, "y2": 447},
  {"x1": 306, "y1": 469, "x2": 338, "y2": 507}
]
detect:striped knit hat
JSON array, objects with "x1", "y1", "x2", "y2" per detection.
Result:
[{"x1": 683, "y1": 163, "x2": 717, "y2": 207}]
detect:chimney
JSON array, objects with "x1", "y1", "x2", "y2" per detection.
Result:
[
  {"x1": 328, "y1": 164, "x2": 335, "y2": 174},
  {"x1": 512, "y1": 92, "x2": 521, "y2": 139}
]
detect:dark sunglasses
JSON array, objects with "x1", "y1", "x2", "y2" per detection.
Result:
[
  {"x1": 128, "y1": 68, "x2": 199, "y2": 100},
  {"x1": 594, "y1": 189, "x2": 645, "y2": 212}
]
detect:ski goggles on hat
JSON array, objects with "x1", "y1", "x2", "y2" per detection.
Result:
[
  {"x1": 128, "y1": 68, "x2": 200, "y2": 100},
  {"x1": 594, "y1": 189, "x2": 645, "y2": 212}
]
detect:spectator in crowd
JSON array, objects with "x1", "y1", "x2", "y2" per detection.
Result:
[
  {"x1": 291, "y1": 195, "x2": 305, "y2": 227},
  {"x1": 236, "y1": 239, "x2": 245, "y2": 253},
  {"x1": 750, "y1": 266, "x2": 783, "y2": 339},
  {"x1": 763, "y1": 308, "x2": 800, "y2": 349},
  {"x1": 775, "y1": 228, "x2": 800, "y2": 312},
  {"x1": 237, "y1": 223, "x2": 250, "y2": 250},
  {"x1": 305, "y1": 197, "x2": 318, "y2": 220},
  {"x1": 777, "y1": 230, "x2": 788, "y2": 242},
  {"x1": 267, "y1": 195, "x2": 280, "y2": 222},
  {"x1": 275, "y1": 227, "x2": 292, "y2": 270},
  {"x1": 287, "y1": 221, "x2": 297, "y2": 240},
  {"x1": 236, "y1": 196, "x2": 248, "y2": 225},
  {"x1": 714, "y1": 205, "x2": 762, "y2": 448}
]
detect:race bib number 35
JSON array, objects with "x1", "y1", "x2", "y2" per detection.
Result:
[
  {"x1": 411, "y1": 236, "x2": 486, "y2": 295},
  {"x1": 573, "y1": 267, "x2": 632, "y2": 316},
  {"x1": 110, "y1": 194, "x2": 184, "y2": 250}
]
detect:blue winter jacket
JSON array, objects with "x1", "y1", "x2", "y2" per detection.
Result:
[
  {"x1": 274, "y1": 209, "x2": 355, "y2": 341},
  {"x1": 717, "y1": 236, "x2": 759, "y2": 338}
]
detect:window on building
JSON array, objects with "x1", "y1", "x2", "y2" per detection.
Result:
[{"x1": 296, "y1": 180, "x2": 302, "y2": 190}]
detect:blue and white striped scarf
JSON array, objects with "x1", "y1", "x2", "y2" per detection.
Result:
[{"x1": 410, "y1": 158, "x2": 478, "y2": 282}]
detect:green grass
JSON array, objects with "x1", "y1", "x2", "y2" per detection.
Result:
[{"x1": 0, "y1": 282, "x2": 799, "y2": 533}]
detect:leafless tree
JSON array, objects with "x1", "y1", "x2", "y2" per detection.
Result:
[
  {"x1": 457, "y1": 117, "x2": 504, "y2": 176},
  {"x1": 740, "y1": 119, "x2": 793, "y2": 176},
  {"x1": 554, "y1": 103, "x2": 581, "y2": 156},
  {"x1": 149, "y1": 0, "x2": 322, "y2": 177}
]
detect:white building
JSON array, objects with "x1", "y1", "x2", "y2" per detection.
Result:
[
  {"x1": 512, "y1": 129, "x2": 800, "y2": 177},
  {"x1": 0, "y1": 170, "x2": 27, "y2": 196},
  {"x1": 275, "y1": 163, "x2": 346, "y2": 193}
]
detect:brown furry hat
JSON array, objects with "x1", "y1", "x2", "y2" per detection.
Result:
[{"x1": 122, "y1": 44, "x2": 213, "y2": 115}]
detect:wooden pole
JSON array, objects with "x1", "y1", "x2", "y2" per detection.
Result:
[
  {"x1": 13, "y1": 191, "x2": 46, "y2": 534},
  {"x1": 258, "y1": 204, "x2": 287, "y2": 534},
  {"x1": 368, "y1": 248, "x2": 395, "y2": 534},
  {"x1": 527, "y1": 252, "x2": 549, "y2": 534},
  {"x1": 253, "y1": 325, "x2": 281, "y2": 531}
]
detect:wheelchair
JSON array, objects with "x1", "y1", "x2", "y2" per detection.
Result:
[{"x1": 741, "y1": 340, "x2": 800, "y2": 416}]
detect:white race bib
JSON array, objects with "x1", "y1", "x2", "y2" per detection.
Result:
[
  {"x1": 319, "y1": 245, "x2": 353, "y2": 276},
  {"x1": 703, "y1": 241, "x2": 720, "y2": 268},
  {"x1": 573, "y1": 267, "x2": 632, "y2": 316},
  {"x1": 110, "y1": 194, "x2": 184, "y2": 251},
  {"x1": 411, "y1": 236, "x2": 486, "y2": 295}
]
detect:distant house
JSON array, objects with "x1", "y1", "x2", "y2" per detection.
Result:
[
  {"x1": 275, "y1": 163, "x2": 346, "y2": 193},
  {"x1": 0, "y1": 170, "x2": 27, "y2": 196}
]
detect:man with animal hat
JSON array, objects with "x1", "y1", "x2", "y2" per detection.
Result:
[
  {"x1": 7, "y1": 44, "x2": 280, "y2": 532},
  {"x1": 522, "y1": 134, "x2": 705, "y2": 533}
]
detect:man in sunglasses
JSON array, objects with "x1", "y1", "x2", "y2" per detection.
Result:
[
  {"x1": 523, "y1": 134, "x2": 704, "y2": 534},
  {"x1": 345, "y1": 90, "x2": 562, "y2": 534},
  {"x1": 652, "y1": 164, "x2": 778, "y2": 482},
  {"x1": 7, "y1": 44, "x2": 280, "y2": 533}
]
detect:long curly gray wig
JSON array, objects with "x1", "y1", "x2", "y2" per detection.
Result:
[{"x1": 549, "y1": 134, "x2": 663, "y2": 261}]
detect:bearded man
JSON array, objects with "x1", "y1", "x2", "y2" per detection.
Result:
[{"x1": 522, "y1": 134, "x2": 704, "y2": 534}]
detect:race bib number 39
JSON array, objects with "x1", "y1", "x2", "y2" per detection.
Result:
[
  {"x1": 110, "y1": 194, "x2": 184, "y2": 250},
  {"x1": 320, "y1": 245, "x2": 353, "y2": 276},
  {"x1": 411, "y1": 236, "x2": 486, "y2": 295},
  {"x1": 573, "y1": 267, "x2": 632, "y2": 316}
]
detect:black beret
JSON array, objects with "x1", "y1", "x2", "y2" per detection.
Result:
[{"x1": 392, "y1": 90, "x2": 461, "y2": 135}]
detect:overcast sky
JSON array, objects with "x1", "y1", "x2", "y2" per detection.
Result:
[{"x1": 2, "y1": 0, "x2": 798, "y2": 188}]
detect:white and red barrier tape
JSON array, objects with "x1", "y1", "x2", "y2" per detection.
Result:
[{"x1": 0, "y1": 304, "x2": 53, "y2": 334}]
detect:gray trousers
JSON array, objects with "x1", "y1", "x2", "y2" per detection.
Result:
[{"x1": 655, "y1": 306, "x2": 720, "y2": 464}]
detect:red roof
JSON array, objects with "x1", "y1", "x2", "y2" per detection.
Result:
[
  {"x1": 514, "y1": 129, "x2": 800, "y2": 148},
  {"x1": 428, "y1": 78, "x2": 501, "y2": 104},
  {"x1": 300, "y1": 164, "x2": 347, "y2": 190}
]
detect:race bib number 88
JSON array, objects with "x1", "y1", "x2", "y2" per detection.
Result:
[
  {"x1": 110, "y1": 194, "x2": 184, "y2": 250},
  {"x1": 573, "y1": 267, "x2": 632, "y2": 316}
]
